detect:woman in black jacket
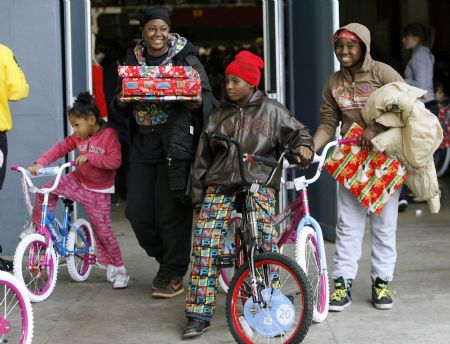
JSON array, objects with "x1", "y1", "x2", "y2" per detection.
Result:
[{"x1": 113, "y1": 7, "x2": 217, "y2": 298}]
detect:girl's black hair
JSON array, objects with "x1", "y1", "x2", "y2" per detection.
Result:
[
  {"x1": 402, "y1": 23, "x2": 435, "y2": 48},
  {"x1": 68, "y1": 92, "x2": 103, "y2": 124}
]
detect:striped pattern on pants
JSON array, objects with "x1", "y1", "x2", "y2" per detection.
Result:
[{"x1": 185, "y1": 185, "x2": 278, "y2": 320}]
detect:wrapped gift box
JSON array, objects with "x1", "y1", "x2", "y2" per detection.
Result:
[
  {"x1": 118, "y1": 65, "x2": 201, "y2": 102},
  {"x1": 122, "y1": 77, "x2": 200, "y2": 97},
  {"x1": 324, "y1": 123, "x2": 407, "y2": 215},
  {"x1": 118, "y1": 65, "x2": 200, "y2": 79},
  {"x1": 438, "y1": 106, "x2": 450, "y2": 148}
]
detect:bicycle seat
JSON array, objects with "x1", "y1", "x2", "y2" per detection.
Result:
[{"x1": 62, "y1": 198, "x2": 74, "y2": 206}]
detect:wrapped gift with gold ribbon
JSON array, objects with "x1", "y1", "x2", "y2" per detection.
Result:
[{"x1": 324, "y1": 123, "x2": 407, "y2": 215}]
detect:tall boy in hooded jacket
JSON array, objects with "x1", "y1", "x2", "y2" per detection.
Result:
[{"x1": 313, "y1": 23, "x2": 404, "y2": 312}]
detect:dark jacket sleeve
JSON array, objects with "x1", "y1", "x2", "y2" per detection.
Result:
[
  {"x1": 185, "y1": 54, "x2": 218, "y2": 141},
  {"x1": 191, "y1": 126, "x2": 214, "y2": 205},
  {"x1": 276, "y1": 104, "x2": 315, "y2": 168}
]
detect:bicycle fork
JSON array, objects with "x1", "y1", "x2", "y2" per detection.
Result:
[{"x1": 246, "y1": 207, "x2": 270, "y2": 309}]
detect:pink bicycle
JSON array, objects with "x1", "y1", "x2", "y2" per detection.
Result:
[
  {"x1": 219, "y1": 138, "x2": 357, "y2": 323},
  {"x1": 0, "y1": 270, "x2": 33, "y2": 343},
  {"x1": 11, "y1": 162, "x2": 96, "y2": 302}
]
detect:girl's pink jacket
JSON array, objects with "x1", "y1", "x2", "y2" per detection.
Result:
[{"x1": 36, "y1": 127, "x2": 121, "y2": 191}]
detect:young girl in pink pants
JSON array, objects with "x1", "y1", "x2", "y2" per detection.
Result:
[{"x1": 26, "y1": 92, "x2": 129, "y2": 289}]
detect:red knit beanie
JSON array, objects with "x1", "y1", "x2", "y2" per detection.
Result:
[{"x1": 225, "y1": 50, "x2": 264, "y2": 87}]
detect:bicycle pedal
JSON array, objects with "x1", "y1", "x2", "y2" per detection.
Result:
[
  {"x1": 217, "y1": 254, "x2": 234, "y2": 268},
  {"x1": 86, "y1": 254, "x2": 97, "y2": 265}
]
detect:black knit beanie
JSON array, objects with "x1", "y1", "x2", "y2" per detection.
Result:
[{"x1": 139, "y1": 8, "x2": 171, "y2": 27}]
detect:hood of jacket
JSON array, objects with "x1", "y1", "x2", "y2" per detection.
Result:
[{"x1": 334, "y1": 23, "x2": 373, "y2": 72}]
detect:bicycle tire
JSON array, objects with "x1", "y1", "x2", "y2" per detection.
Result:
[
  {"x1": 226, "y1": 252, "x2": 313, "y2": 343},
  {"x1": 0, "y1": 271, "x2": 34, "y2": 344},
  {"x1": 434, "y1": 147, "x2": 450, "y2": 177},
  {"x1": 295, "y1": 226, "x2": 330, "y2": 323},
  {"x1": 219, "y1": 214, "x2": 243, "y2": 293},
  {"x1": 13, "y1": 233, "x2": 58, "y2": 303},
  {"x1": 67, "y1": 218, "x2": 95, "y2": 282}
]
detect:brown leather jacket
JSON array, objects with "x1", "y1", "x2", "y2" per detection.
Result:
[{"x1": 192, "y1": 90, "x2": 314, "y2": 204}]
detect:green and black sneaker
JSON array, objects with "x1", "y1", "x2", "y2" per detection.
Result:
[
  {"x1": 371, "y1": 277, "x2": 393, "y2": 310},
  {"x1": 329, "y1": 276, "x2": 352, "y2": 312}
]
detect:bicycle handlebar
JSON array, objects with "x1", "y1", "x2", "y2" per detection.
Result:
[
  {"x1": 292, "y1": 137, "x2": 358, "y2": 190},
  {"x1": 212, "y1": 133, "x2": 297, "y2": 187},
  {"x1": 212, "y1": 133, "x2": 359, "y2": 192},
  {"x1": 10, "y1": 161, "x2": 76, "y2": 194}
]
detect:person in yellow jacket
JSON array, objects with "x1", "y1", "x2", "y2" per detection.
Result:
[{"x1": 0, "y1": 43, "x2": 29, "y2": 190}]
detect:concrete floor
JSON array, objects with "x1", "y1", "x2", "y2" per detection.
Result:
[{"x1": 23, "y1": 174, "x2": 450, "y2": 344}]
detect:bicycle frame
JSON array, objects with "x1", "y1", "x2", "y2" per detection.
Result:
[
  {"x1": 11, "y1": 162, "x2": 95, "y2": 264},
  {"x1": 276, "y1": 137, "x2": 358, "y2": 269},
  {"x1": 212, "y1": 133, "x2": 295, "y2": 305}
]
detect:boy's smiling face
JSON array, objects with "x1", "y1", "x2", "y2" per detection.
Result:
[
  {"x1": 225, "y1": 74, "x2": 254, "y2": 105},
  {"x1": 335, "y1": 38, "x2": 363, "y2": 68}
]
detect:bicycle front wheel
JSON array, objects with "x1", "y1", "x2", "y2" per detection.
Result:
[
  {"x1": 0, "y1": 271, "x2": 34, "y2": 344},
  {"x1": 67, "y1": 218, "x2": 95, "y2": 282},
  {"x1": 13, "y1": 233, "x2": 58, "y2": 303},
  {"x1": 226, "y1": 252, "x2": 313, "y2": 343},
  {"x1": 296, "y1": 226, "x2": 330, "y2": 323}
]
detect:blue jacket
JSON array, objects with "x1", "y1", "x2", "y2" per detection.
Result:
[{"x1": 404, "y1": 45, "x2": 435, "y2": 102}]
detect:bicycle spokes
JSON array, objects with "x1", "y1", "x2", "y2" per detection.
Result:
[
  {"x1": 15, "y1": 235, "x2": 57, "y2": 302},
  {"x1": 0, "y1": 273, "x2": 33, "y2": 344},
  {"x1": 26, "y1": 244, "x2": 51, "y2": 285},
  {"x1": 228, "y1": 255, "x2": 313, "y2": 342}
]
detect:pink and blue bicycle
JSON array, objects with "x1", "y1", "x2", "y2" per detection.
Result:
[{"x1": 11, "y1": 162, "x2": 96, "y2": 302}]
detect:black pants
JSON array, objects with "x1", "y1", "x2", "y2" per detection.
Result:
[
  {"x1": 125, "y1": 161, "x2": 193, "y2": 277},
  {"x1": 0, "y1": 132, "x2": 7, "y2": 190}
]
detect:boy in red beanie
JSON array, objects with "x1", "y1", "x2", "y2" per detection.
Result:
[{"x1": 183, "y1": 50, "x2": 314, "y2": 337}]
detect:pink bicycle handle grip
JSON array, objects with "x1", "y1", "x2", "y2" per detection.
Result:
[
  {"x1": 338, "y1": 137, "x2": 358, "y2": 145},
  {"x1": 10, "y1": 165, "x2": 20, "y2": 171},
  {"x1": 70, "y1": 161, "x2": 77, "y2": 167}
]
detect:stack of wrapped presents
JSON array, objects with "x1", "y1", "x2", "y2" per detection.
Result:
[{"x1": 118, "y1": 65, "x2": 201, "y2": 103}]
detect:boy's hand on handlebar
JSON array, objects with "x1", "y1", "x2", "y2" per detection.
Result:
[
  {"x1": 295, "y1": 146, "x2": 314, "y2": 168},
  {"x1": 28, "y1": 163, "x2": 43, "y2": 176},
  {"x1": 76, "y1": 155, "x2": 88, "y2": 166}
]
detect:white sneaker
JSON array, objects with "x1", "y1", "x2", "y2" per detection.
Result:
[
  {"x1": 106, "y1": 264, "x2": 115, "y2": 282},
  {"x1": 108, "y1": 265, "x2": 129, "y2": 288},
  {"x1": 19, "y1": 222, "x2": 35, "y2": 240}
]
